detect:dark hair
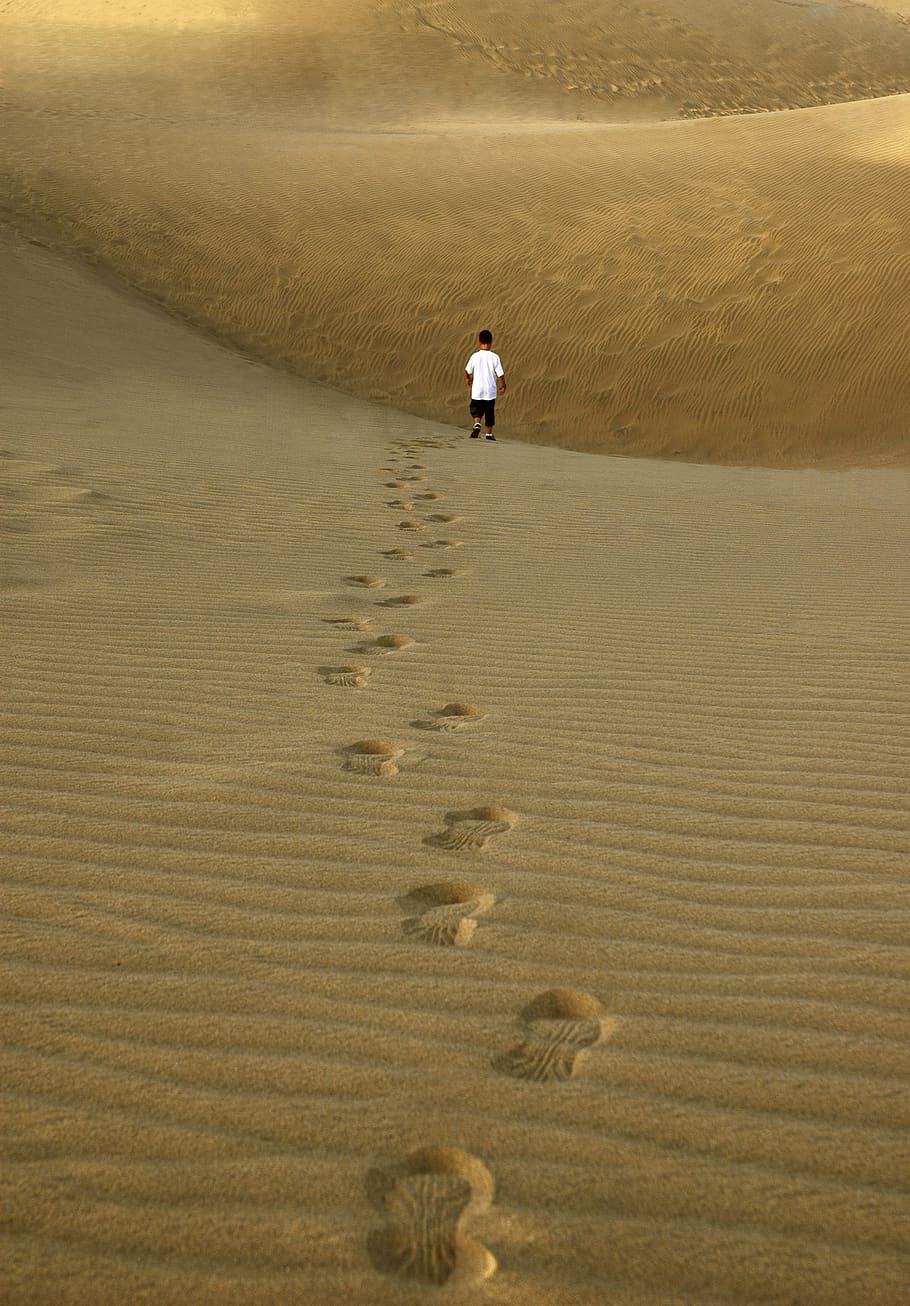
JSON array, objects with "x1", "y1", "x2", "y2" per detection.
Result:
[{"x1": 478, "y1": 329, "x2": 493, "y2": 345}]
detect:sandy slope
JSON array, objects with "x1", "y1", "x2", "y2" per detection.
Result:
[
  {"x1": 2, "y1": 2, "x2": 910, "y2": 1301},
  {"x1": 3, "y1": 1, "x2": 910, "y2": 465},
  {"x1": 3, "y1": 223, "x2": 910, "y2": 1304}
]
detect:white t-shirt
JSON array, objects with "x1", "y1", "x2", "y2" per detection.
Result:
[{"x1": 465, "y1": 349, "x2": 504, "y2": 401}]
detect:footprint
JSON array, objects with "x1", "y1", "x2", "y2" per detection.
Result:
[
  {"x1": 377, "y1": 594, "x2": 424, "y2": 607},
  {"x1": 427, "y1": 513, "x2": 462, "y2": 523},
  {"x1": 400, "y1": 475, "x2": 426, "y2": 483},
  {"x1": 323, "y1": 615, "x2": 373, "y2": 632},
  {"x1": 384, "y1": 480, "x2": 406, "y2": 488},
  {"x1": 421, "y1": 539, "x2": 464, "y2": 550},
  {"x1": 401, "y1": 881, "x2": 495, "y2": 946},
  {"x1": 344, "y1": 739, "x2": 404, "y2": 777},
  {"x1": 397, "y1": 519, "x2": 424, "y2": 531},
  {"x1": 346, "y1": 575, "x2": 387, "y2": 589},
  {"x1": 0, "y1": 453, "x2": 108, "y2": 538},
  {"x1": 428, "y1": 806, "x2": 517, "y2": 852},
  {"x1": 414, "y1": 702, "x2": 486, "y2": 731},
  {"x1": 494, "y1": 990, "x2": 614, "y2": 1083},
  {"x1": 367, "y1": 1148, "x2": 496, "y2": 1287},
  {"x1": 386, "y1": 499, "x2": 414, "y2": 509},
  {"x1": 414, "y1": 491, "x2": 443, "y2": 501},
  {"x1": 423, "y1": 567, "x2": 465, "y2": 579},
  {"x1": 322, "y1": 665, "x2": 372, "y2": 687},
  {"x1": 374, "y1": 634, "x2": 417, "y2": 653},
  {"x1": 381, "y1": 548, "x2": 414, "y2": 560},
  {"x1": 407, "y1": 463, "x2": 427, "y2": 469}
]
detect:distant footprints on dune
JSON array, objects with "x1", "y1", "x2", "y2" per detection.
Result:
[
  {"x1": 322, "y1": 665, "x2": 371, "y2": 688},
  {"x1": 350, "y1": 440, "x2": 617, "y2": 1292},
  {"x1": 429, "y1": 806, "x2": 517, "y2": 853},
  {"x1": 345, "y1": 574, "x2": 386, "y2": 589},
  {"x1": 367, "y1": 1148, "x2": 496, "y2": 1287},
  {"x1": 372, "y1": 633, "x2": 417, "y2": 654},
  {"x1": 0, "y1": 450, "x2": 110, "y2": 544},
  {"x1": 344, "y1": 739, "x2": 405, "y2": 777},
  {"x1": 496, "y1": 990, "x2": 614, "y2": 1083},
  {"x1": 401, "y1": 880, "x2": 495, "y2": 947},
  {"x1": 414, "y1": 702, "x2": 486, "y2": 731},
  {"x1": 377, "y1": 593, "x2": 425, "y2": 608},
  {"x1": 323, "y1": 615, "x2": 373, "y2": 632}
]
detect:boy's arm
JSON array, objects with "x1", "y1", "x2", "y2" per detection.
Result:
[
  {"x1": 465, "y1": 368, "x2": 473, "y2": 386},
  {"x1": 499, "y1": 372, "x2": 507, "y2": 392}
]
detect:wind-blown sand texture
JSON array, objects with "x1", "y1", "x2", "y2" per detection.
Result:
[{"x1": 2, "y1": 3, "x2": 910, "y2": 1304}]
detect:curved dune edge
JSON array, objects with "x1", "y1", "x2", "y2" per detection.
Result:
[
  {"x1": 4, "y1": 1, "x2": 910, "y2": 466},
  {"x1": 4, "y1": 91, "x2": 910, "y2": 467}
]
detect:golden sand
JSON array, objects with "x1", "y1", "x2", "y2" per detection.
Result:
[
  {"x1": 4, "y1": 1, "x2": 910, "y2": 464},
  {"x1": 2, "y1": 4, "x2": 909, "y2": 1303}
]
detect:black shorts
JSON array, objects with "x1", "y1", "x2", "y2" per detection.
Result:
[{"x1": 470, "y1": 397, "x2": 496, "y2": 426}]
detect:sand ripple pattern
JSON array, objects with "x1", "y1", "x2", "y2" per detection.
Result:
[
  {"x1": 3, "y1": 46, "x2": 910, "y2": 1306},
  {"x1": 6, "y1": 72, "x2": 910, "y2": 465}
]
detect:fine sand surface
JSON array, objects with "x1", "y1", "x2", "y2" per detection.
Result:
[
  {"x1": 4, "y1": 1, "x2": 910, "y2": 465},
  {"x1": 3, "y1": 2, "x2": 910, "y2": 1303},
  {"x1": 3, "y1": 224, "x2": 909, "y2": 1304}
]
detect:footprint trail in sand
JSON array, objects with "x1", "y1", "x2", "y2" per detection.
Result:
[{"x1": 321, "y1": 429, "x2": 614, "y2": 1287}]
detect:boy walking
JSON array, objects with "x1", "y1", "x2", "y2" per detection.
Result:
[{"x1": 465, "y1": 329, "x2": 506, "y2": 440}]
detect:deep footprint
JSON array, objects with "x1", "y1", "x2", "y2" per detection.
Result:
[
  {"x1": 414, "y1": 702, "x2": 486, "y2": 731},
  {"x1": 429, "y1": 806, "x2": 517, "y2": 852},
  {"x1": 377, "y1": 594, "x2": 424, "y2": 607},
  {"x1": 423, "y1": 567, "x2": 465, "y2": 579},
  {"x1": 401, "y1": 880, "x2": 495, "y2": 946},
  {"x1": 345, "y1": 575, "x2": 387, "y2": 588},
  {"x1": 322, "y1": 665, "x2": 372, "y2": 687},
  {"x1": 373, "y1": 634, "x2": 417, "y2": 654},
  {"x1": 367, "y1": 1148, "x2": 496, "y2": 1287},
  {"x1": 323, "y1": 615, "x2": 373, "y2": 632},
  {"x1": 344, "y1": 739, "x2": 404, "y2": 777},
  {"x1": 495, "y1": 990, "x2": 614, "y2": 1083},
  {"x1": 381, "y1": 547, "x2": 414, "y2": 560}
]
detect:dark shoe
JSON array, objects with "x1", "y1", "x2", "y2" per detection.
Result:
[
  {"x1": 485, "y1": 433, "x2": 496, "y2": 440},
  {"x1": 470, "y1": 423, "x2": 481, "y2": 438}
]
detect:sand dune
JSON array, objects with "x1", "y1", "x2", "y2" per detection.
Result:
[
  {"x1": 386, "y1": 0, "x2": 910, "y2": 118},
  {"x1": 3, "y1": 219, "x2": 909, "y2": 1305},
  {"x1": 3, "y1": 2, "x2": 910, "y2": 1302},
  {"x1": 3, "y1": 1, "x2": 910, "y2": 465}
]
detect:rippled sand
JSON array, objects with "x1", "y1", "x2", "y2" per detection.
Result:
[{"x1": 2, "y1": 4, "x2": 910, "y2": 1303}]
